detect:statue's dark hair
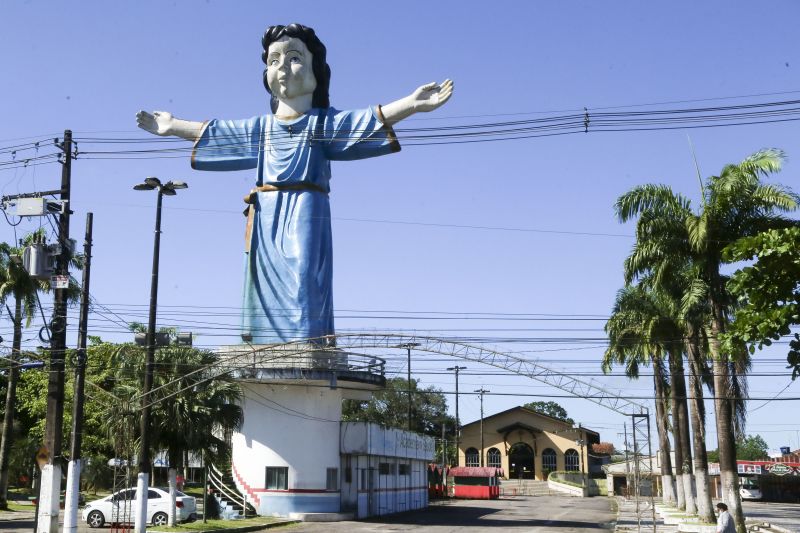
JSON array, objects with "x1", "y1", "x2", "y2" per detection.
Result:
[{"x1": 262, "y1": 23, "x2": 331, "y2": 112}]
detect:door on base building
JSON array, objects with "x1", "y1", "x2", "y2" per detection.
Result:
[
  {"x1": 360, "y1": 467, "x2": 377, "y2": 516},
  {"x1": 508, "y1": 442, "x2": 535, "y2": 479}
]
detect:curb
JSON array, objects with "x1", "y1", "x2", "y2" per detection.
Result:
[
  {"x1": 0, "y1": 511, "x2": 36, "y2": 521},
  {"x1": 149, "y1": 519, "x2": 300, "y2": 533}
]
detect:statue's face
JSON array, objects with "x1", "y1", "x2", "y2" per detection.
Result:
[{"x1": 265, "y1": 36, "x2": 317, "y2": 103}]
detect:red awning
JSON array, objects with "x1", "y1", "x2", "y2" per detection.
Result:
[{"x1": 448, "y1": 467, "x2": 503, "y2": 477}]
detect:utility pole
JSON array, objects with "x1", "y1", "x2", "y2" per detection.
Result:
[
  {"x1": 402, "y1": 343, "x2": 419, "y2": 431},
  {"x1": 441, "y1": 423, "x2": 447, "y2": 468},
  {"x1": 446, "y1": 366, "x2": 466, "y2": 466},
  {"x1": 577, "y1": 423, "x2": 586, "y2": 491},
  {"x1": 475, "y1": 388, "x2": 489, "y2": 466},
  {"x1": 441, "y1": 422, "x2": 448, "y2": 499},
  {"x1": 623, "y1": 423, "x2": 631, "y2": 497},
  {"x1": 64, "y1": 213, "x2": 92, "y2": 533},
  {"x1": 39, "y1": 129, "x2": 73, "y2": 533}
]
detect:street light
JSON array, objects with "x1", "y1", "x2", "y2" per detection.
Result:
[
  {"x1": 400, "y1": 342, "x2": 420, "y2": 431},
  {"x1": 576, "y1": 423, "x2": 587, "y2": 490},
  {"x1": 133, "y1": 177, "x2": 187, "y2": 533},
  {"x1": 475, "y1": 388, "x2": 489, "y2": 466},
  {"x1": 446, "y1": 366, "x2": 467, "y2": 466}
]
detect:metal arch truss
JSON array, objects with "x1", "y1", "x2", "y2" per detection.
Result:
[
  {"x1": 331, "y1": 333, "x2": 647, "y2": 416},
  {"x1": 140, "y1": 332, "x2": 648, "y2": 417}
]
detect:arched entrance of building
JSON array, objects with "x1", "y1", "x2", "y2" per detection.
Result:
[{"x1": 508, "y1": 442, "x2": 535, "y2": 479}]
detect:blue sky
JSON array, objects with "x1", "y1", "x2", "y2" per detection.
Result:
[{"x1": 1, "y1": 0, "x2": 799, "y2": 452}]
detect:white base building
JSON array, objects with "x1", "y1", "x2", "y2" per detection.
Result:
[
  {"x1": 340, "y1": 422, "x2": 434, "y2": 518},
  {"x1": 221, "y1": 346, "x2": 434, "y2": 519}
]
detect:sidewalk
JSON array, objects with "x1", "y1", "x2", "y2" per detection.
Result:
[
  {"x1": 0, "y1": 508, "x2": 36, "y2": 522},
  {"x1": 613, "y1": 497, "x2": 676, "y2": 533}
]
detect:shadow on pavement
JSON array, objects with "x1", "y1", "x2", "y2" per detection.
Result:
[{"x1": 360, "y1": 504, "x2": 609, "y2": 529}]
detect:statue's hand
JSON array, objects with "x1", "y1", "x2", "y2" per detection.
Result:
[
  {"x1": 136, "y1": 110, "x2": 175, "y2": 136},
  {"x1": 411, "y1": 79, "x2": 453, "y2": 112}
]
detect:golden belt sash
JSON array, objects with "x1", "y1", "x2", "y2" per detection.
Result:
[{"x1": 243, "y1": 182, "x2": 329, "y2": 252}]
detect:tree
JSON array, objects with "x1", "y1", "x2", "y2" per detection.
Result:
[
  {"x1": 0, "y1": 236, "x2": 52, "y2": 509},
  {"x1": 522, "y1": 401, "x2": 573, "y2": 424},
  {"x1": 603, "y1": 283, "x2": 679, "y2": 506},
  {"x1": 707, "y1": 449, "x2": 720, "y2": 463},
  {"x1": 723, "y1": 226, "x2": 800, "y2": 378},
  {"x1": 736, "y1": 435, "x2": 769, "y2": 461},
  {"x1": 105, "y1": 338, "x2": 243, "y2": 525},
  {"x1": 616, "y1": 148, "x2": 798, "y2": 532},
  {"x1": 342, "y1": 377, "x2": 456, "y2": 438},
  {"x1": 591, "y1": 442, "x2": 616, "y2": 456}
]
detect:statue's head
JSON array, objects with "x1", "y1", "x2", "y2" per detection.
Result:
[{"x1": 262, "y1": 24, "x2": 331, "y2": 112}]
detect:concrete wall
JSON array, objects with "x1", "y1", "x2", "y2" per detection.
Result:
[
  {"x1": 231, "y1": 404, "x2": 435, "y2": 518},
  {"x1": 341, "y1": 454, "x2": 429, "y2": 518},
  {"x1": 340, "y1": 423, "x2": 434, "y2": 518},
  {"x1": 341, "y1": 422, "x2": 435, "y2": 460}
]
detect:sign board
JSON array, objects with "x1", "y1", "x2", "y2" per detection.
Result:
[
  {"x1": 738, "y1": 463, "x2": 762, "y2": 475},
  {"x1": 50, "y1": 275, "x2": 69, "y2": 289},
  {"x1": 767, "y1": 463, "x2": 793, "y2": 476}
]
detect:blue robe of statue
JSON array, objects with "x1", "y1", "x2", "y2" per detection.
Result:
[{"x1": 192, "y1": 107, "x2": 400, "y2": 344}]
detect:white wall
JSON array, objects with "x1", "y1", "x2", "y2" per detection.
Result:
[
  {"x1": 341, "y1": 422, "x2": 435, "y2": 460},
  {"x1": 233, "y1": 383, "x2": 343, "y2": 491}
]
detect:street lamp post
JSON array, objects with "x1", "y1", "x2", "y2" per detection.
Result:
[
  {"x1": 577, "y1": 423, "x2": 587, "y2": 491},
  {"x1": 446, "y1": 366, "x2": 467, "y2": 466},
  {"x1": 475, "y1": 388, "x2": 489, "y2": 467},
  {"x1": 133, "y1": 177, "x2": 187, "y2": 533},
  {"x1": 402, "y1": 342, "x2": 420, "y2": 431}
]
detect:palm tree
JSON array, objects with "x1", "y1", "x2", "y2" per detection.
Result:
[
  {"x1": 105, "y1": 340, "x2": 243, "y2": 525},
  {"x1": 153, "y1": 345, "x2": 243, "y2": 525},
  {"x1": 0, "y1": 237, "x2": 52, "y2": 509},
  {"x1": 604, "y1": 284, "x2": 677, "y2": 504},
  {"x1": 616, "y1": 149, "x2": 799, "y2": 532},
  {"x1": 641, "y1": 265, "x2": 715, "y2": 521}
]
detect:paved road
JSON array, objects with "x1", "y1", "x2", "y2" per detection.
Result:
[
  {"x1": 742, "y1": 501, "x2": 800, "y2": 533},
  {"x1": 0, "y1": 495, "x2": 613, "y2": 533},
  {"x1": 3, "y1": 497, "x2": 797, "y2": 533},
  {"x1": 289, "y1": 496, "x2": 615, "y2": 532}
]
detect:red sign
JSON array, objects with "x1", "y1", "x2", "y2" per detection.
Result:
[
  {"x1": 709, "y1": 461, "x2": 800, "y2": 476},
  {"x1": 738, "y1": 460, "x2": 800, "y2": 476}
]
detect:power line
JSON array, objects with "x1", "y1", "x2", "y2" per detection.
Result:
[{"x1": 2, "y1": 96, "x2": 800, "y2": 169}]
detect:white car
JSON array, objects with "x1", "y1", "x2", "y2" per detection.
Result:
[
  {"x1": 739, "y1": 477, "x2": 762, "y2": 501},
  {"x1": 82, "y1": 487, "x2": 197, "y2": 528}
]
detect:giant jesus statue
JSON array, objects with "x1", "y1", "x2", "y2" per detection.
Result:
[{"x1": 137, "y1": 24, "x2": 453, "y2": 344}]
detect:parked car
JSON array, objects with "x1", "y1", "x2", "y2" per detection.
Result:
[
  {"x1": 739, "y1": 477, "x2": 762, "y2": 501},
  {"x1": 81, "y1": 487, "x2": 197, "y2": 528}
]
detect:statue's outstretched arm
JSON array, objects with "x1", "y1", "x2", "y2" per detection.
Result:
[
  {"x1": 379, "y1": 79, "x2": 453, "y2": 126},
  {"x1": 136, "y1": 110, "x2": 206, "y2": 141}
]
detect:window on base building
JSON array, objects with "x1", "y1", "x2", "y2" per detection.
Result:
[
  {"x1": 398, "y1": 464, "x2": 410, "y2": 476},
  {"x1": 378, "y1": 462, "x2": 395, "y2": 475},
  {"x1": 265, "y1": 467, "x2": 288, "y2": 490},
  {"x1": 326, "y1": 468, "x2": 339, "y2": 490}
]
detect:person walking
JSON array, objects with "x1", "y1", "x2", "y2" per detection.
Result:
[{"x1": 715, "y1": 502, "x2": 736, "y2": 533}]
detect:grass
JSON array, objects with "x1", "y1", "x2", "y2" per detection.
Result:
[
  {"x1": 156, "y1": 516, "x2": 293, "y2": 531},
  {"x1": 1, "y1": 502, "x2": 34, "y2": 512},
  {"x1": 181, "y1": 486, "x2": 206, "y2": 499}
]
